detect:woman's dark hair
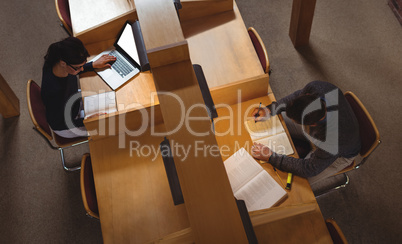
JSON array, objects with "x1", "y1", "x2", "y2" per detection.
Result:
[
  {"x1": 286, "y1": 94, "x2": 326, "y2": 125},
  {"x1": 44, "y1": 37, "x2": 89, "y2": 67}
]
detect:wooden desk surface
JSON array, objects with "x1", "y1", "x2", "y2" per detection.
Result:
[
  {"x1": 69, "y1": 0, "x2": 135, "y2": 38},
  {"x1": 181, "y1": 2, "x2": 264, "y2": 88},
  {"x1": 80, "y1": 70, "x2": 157, "y2": 111},
  {"x1": 89, "y1": 123, "x2": 190, "y2": 244}
]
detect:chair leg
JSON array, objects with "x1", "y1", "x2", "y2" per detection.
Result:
[
  {"x1": 333, "y1": 173, "x2": 349, "y2": 190},
  {"x1": 314, "y1": 173, "x2": 350, "y2": 197},
  {"x1": 86, "y1": 213, "x2": 100, "y2": 220},
  {"x1": 59, "y1": 148, "x2": 81, "y2": 172}
]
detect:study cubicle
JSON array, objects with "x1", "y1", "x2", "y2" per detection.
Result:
[{"x1": 71, "y1": 0, "x2": 332, "y2": 243}]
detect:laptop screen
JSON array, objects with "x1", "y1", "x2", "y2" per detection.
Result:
[{"x1": 117, "y1": 23, "x2": 140, "y2": 65}]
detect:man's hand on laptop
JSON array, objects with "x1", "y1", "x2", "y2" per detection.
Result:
[{"x1": 93, "y1": 54, "x2": 116, "y2": 69}]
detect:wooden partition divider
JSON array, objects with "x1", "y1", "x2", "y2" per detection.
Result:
[
  {"x1": 180, "y1": 0, "x2": 233, "y2": 21},
  {"x1": 134, "y1": 0, "x2": 249, "y2": 242}
]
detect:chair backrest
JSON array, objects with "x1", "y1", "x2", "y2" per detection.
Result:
[
  {"x1": 325, "y1": 219, "x2": 348, "y2": 244},
  {"x1": 80, "y1": 154, "x2": 99, "y2": 219},
  {"x1": 27, "y1": 80, "x2": 53, "y2": 141},
  {"x1": 55, "y1": 0, "x2": 72, "y2": 36},
  {"x1": 247, "y1": 27, "x2": 270, "y2": 74},
  {"x1": 344, "y1": 91, "x2": 380, "y2": 158}
]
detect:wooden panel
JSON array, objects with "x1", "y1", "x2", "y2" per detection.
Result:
[
  {"x1": 181, "y1": 2, "x2": 264, "y2": 88},
  {"x1": 180, "y1": 0, "x2": 233, "y2": 21},
  {"x1": 289, "y1": 0, "x2": 317, "y2": 47},
  {"x1": 134, "y1": 0, "x2": 189, "y2": 68},
  {"x1": 210, "y1": 73, "x2": 269, "y2": 106},
  {"x1": 0, "y1": 74, "x2": 19, "y2": 118},
  {"x1": 250, "y1": 202, "x2": 317, "y2": 227},
  {"x1": 89, "y1": 124, "x2": 190, "y2": 243},
  {"x1": 75, "y1": 10, "x2": 137, "y2": 46},
  {"x1": 151, "y1": 59, "x2": 248, "y2": 243},
  {"x1": 253, "y1": 206, "x2": 331, "y2": 243},
  {"x1": 149, "y1": 228, "x2": 194, "y2": 243},
  {"x1": 69, "y1": 0, "x2": 136, "y2": 41}
]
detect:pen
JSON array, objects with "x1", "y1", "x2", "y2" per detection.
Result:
[
  {"x1": 273, "y1": 167, "x2": 286, "y2": 188},
  {"x1": 286, "y1": 173, "x2": 293, "y2": 190},
  {"x1": 255, "y1": 102, "x2": 262, "y2": 123}
]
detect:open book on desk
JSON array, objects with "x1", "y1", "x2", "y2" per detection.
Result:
[
  {"x1": 84, "y1": 91, "x2": 117, "y2": 119},
  {"x1": 245, "y1": 116, "x2": 294, "y2": 155},
  {"x1": 224, "y1": 148, "x2": 287, "y2": 212}
]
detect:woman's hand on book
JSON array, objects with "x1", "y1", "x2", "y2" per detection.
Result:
[{"x1": 251, "y1": 142, "x2": 273, "y2": 161}]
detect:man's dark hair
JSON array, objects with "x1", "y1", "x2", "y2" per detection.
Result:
[{"x1": 286, "y1": 94, "x2": 326, "y2": 125}]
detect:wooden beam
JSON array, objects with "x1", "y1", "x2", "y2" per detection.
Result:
[
  {"x1": 289, "y1": 0, "x2": 317, "y2": 47},
  {"x1": 151, "y1": 59, "x2": 249, "y2": 243}
]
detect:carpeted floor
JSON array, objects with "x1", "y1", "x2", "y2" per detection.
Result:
[{"x1": 0, "y1": 0, "x2": 401, "y2": 243}]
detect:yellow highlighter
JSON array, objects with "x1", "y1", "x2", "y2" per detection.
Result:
[{"x1": 286, "y1": 173, "x2": 293, "y2": 190}]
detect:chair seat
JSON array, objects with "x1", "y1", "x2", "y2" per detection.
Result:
[{"x1": 54, "y1": 133, "x2": 88, "y2": 147}]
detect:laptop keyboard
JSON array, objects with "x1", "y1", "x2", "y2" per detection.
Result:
[{"x1": 109, "y1": 50, "x2": 134, "y2": 78}]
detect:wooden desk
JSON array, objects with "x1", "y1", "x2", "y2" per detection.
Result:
[
  {"x1": 80, "y1": 1, "x2": 268, "y2": 138},
  {"x1": 181, "y1": 2, "x2": 264, "y2": 89},
  {"x1": 214, "y1": 95, "x2": 332, "y2": 243},
  {"x1": 88, "y1": 93, "x2": 331, "y2": 243},
  {"x1": 77, "y1": 1, "x2": 331, "y2": 242},
  {"x1": 69, "y1": 0, "x2": 137, "y2": 45},
  {"x1": 88, "y1": 124, "x2": 191, "y2": 244},
  {"x1": 80, "y1": 1, "x2": 268, "y2": 119}
]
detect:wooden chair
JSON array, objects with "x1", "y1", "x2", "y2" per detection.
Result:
[
  {"x1": 26, "y1": 80, "x2": 88, "y2": 171},
  {"x1": 55, "y1": 0, "x2": 73, "y2": 36},
  {"x1": 247, "y1": 27, "x2": 270, "y2": 74},
  {"x1": 80, "y1": 154, "x2": 99, "y2": 219},
  {"x1": 325, "y1": 218, "x2": 348, "y2": 244},
  {"x1": 316, "y1": 91, "x2": 381, "y2": 195}
]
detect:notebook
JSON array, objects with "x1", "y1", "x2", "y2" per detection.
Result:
[
  {"x1": 244, "y1": 116, "x2": 294, "y2": 156},
  {"x1": 91, "y1": 22, "x2": 143, "y2": 90}
]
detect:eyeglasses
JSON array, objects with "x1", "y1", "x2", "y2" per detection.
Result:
[
  {"x1": 67, "y1": 63, "x2": 85, "y2": 71},
  {"x1": 64, "y1": 61, "x2": 86, "y2": 71}
]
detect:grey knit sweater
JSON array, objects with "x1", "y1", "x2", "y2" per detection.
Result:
[{"x1": 266, "y1": 81, "x2": 361, "y2": 178}]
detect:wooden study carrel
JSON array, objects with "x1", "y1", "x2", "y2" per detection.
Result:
[{"x1": 70, "y1": 0, "x2": 333, "y2": 243}]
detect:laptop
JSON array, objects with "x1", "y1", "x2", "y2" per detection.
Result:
[{"x1": 92, "y1": 22, "x2": 141, "y2": 90}]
